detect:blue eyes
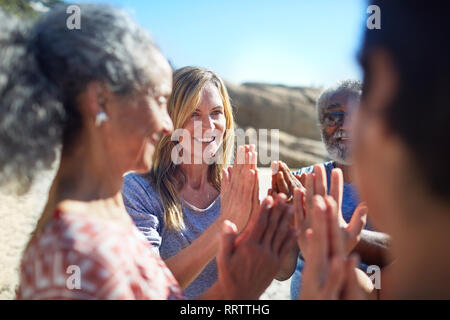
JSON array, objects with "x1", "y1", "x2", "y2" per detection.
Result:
[{"x1": 191, "y1": 110, "x2": 223, "y2": 118}]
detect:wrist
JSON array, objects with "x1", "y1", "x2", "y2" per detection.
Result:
[{"x1": 216, "y1": 273, "x2": 243, "y2": 300}]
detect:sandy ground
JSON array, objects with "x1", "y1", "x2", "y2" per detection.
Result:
[
  {"x1": 0, "y1": 167, "x2": 292, "y2": 300},
  {"x1": 0, "y1": 169, "x2": 55, "y2": 299}
]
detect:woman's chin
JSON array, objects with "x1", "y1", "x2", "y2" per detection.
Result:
[
  {"x1": 191, "y1": 152, "x2": 220, "y2": 165},
  {"x1": 132, "y1": 145, "x2": 154, "y2": 173}
]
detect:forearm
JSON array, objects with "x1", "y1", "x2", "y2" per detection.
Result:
[
  {"x1": 352, "y1": 230, "x2": 391, "y2": 267},
  {"x1": 275, "y1": 244, "x2": 299, "y2": 281},
  {"x1": 165, "y1": 218, "x2": 223, "y2": 290},
  {"x1": 197, "y1": 281, "x2": 225, "y2": 300}
]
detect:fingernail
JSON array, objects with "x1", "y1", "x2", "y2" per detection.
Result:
[{"x1": 223, "y1": 220, "x2": 237, "y2": 233}]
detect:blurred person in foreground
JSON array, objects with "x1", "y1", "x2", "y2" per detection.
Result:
[
  {"x1": 295, "y1": 0, "x2": 450, "y2": 299},
  {"x1": 0, "y1": 5, "x2": 295, "y2": 299}
]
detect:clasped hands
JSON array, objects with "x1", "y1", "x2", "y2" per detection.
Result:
[
  {"x1": 271, "y1": 161, "x2": 369, "y2": 299},
  {"x1": 216, "y1": 145, "x2": 297, "y2": 299},
  {"x1": 216, "y1": 148, "x2": 368, "y2": 299}
]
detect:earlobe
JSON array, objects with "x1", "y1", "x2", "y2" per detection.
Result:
[
  {"x1": 81, "y1": 82, "x2": 109, "y2": 122},
  {"x1": 95, "y1": 111, "x2": 109, "y2": 127}
]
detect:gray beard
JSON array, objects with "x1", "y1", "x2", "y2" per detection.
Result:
[{"x1": 321, "y1": 130, "x2": 352, "y2": 165}]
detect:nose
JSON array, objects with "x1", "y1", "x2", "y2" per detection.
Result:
[
  {"x1": 342, "y1": 114, "x2": 352, "y2": 131},
  {"x1": 202, "y1": 115, "x2": 215, "y2": 131},
  {"x1": 161, "y1": 111, "x2": 173, "y2": 135},
  {"x1": 341, "y1": 123, "x2": 350, "y2": 132}
]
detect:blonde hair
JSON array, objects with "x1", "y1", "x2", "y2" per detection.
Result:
[{"x1": 149, "y1": 66, "x2": 235, "y2": 230}]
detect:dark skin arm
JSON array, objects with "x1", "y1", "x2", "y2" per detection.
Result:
[{"x1": 351, "y1": 230, "x2": 391, "y2": 267}]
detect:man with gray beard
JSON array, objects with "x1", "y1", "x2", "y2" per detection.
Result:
[
  {"x1": 270, "y1": 80, "x2": 391, "y2": 299},
  {"x1": 312, "y1": 80, "x2": 361, "y2": 225}
]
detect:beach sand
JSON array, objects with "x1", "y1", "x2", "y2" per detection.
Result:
[
  {"x1": 0, "y1": 167, "x2": 292, "y2": 300},
  {"x1": 0, "y1": 169, "x2": 55, "y2": 299}
]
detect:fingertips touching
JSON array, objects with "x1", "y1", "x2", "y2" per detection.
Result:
[
  {"x1": 223, "y1": 219, "x2": 238, "y2": 234},
  {"x1": 261, "y1": 195, "x2": 274, "y2": 208}
]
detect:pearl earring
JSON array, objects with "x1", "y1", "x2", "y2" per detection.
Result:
[{"x1": 95, "y1": 111, "x2": 109, "y2": 127}]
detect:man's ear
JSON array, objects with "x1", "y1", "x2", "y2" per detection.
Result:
[{"x1": 366, "y1": 49, "x2": 398, "y2": 116}]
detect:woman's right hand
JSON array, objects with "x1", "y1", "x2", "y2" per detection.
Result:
[
  {"x1": 216, "y1": 194, "x2": 297, "y2": 300},
  {"x1": 219, "y1": 144, "x2": 258, "y2": 232}
]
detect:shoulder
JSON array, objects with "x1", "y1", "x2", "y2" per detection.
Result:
[
  {"x1": 41, "y1": 211, "x2": 138, "y2": 263},
  {"x1": 293, "y1": 164, "x2": 314, "y2": 176},
  {"x1": 323, "y1": 160, "x2": 335, "y2": 172},
  {"x1": 19, "y1": 213, "x2": 129, "y2": 299},
  {"x1": 19, "y1": 212, "x2": 184, "y2": 299},
  {"x1": 293, "y1": 161, "x2": 334, "y2": 176},
  {"x1": 122, "y1": 172, "x2": 156, "y2": 197},
  {"x1": 122, "y1": 173, "x2": 163, "y2": 213}
]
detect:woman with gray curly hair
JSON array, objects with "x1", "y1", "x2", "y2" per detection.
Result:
[{"x1": 0, "y1": 4, "x2": 295, "y2": 299}]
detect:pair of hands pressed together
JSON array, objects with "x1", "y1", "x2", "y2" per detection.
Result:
[
  {"x1": 274, "y1": 161, "x2": 370, "y2": 299},
  {"x1": 272, "y1": 161, "x2": 368, "y2": 255},
  {"x1": 294, "y1": 192, "x2": 366, "y2": 299},
  {"x1": 217, "y1": 194, "x2": 297, "y2": 299},
  {"x1": 215, "y1": 145, "x2": 297, "y2": 299},
  {"x1": 214, "y1": 150, "x2": 369, "y2": 299},
  {"x1": 219, "y1": 144, "x2": 259, "y2": 232}
]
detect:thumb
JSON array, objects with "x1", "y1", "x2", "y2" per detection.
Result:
[
  {"x1": 347, "y1": 203, "x2": 368, "y2": 237},
  {"x1": 219, "y1": 220, "x2": 238, "y2": 261}
]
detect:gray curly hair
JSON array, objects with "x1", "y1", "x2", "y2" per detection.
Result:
[
  {"x1": 316, "y1": 79, "x2": 362, "y2": 128},
  {"x1": 0, "y1": 4, "x2": 162, "y2": 192}
]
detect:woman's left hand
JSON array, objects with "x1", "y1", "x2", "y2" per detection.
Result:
[
  {"x1": 219, "y1": 144, "x2": 258, "y2": 232},
  {"x1": 216, "y1": 194, "x2": 296, "y2": 299}
]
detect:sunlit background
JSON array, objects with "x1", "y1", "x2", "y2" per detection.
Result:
[
  {"x1": 5, "y1": 0, "x2": 368, "y2": 87},
  {"x1": 76, "y1": 0, "x2": 367, "y2": 87}
]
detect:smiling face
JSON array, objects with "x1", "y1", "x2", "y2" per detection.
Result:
[
  {"x1": 179, "y1": 82, "x2": 226, "y2": 164},
  {"x1": 321, "y1": 90, "x2": 359, "y2": 165},
  {"x1": 103, "y1": 53, "x2": 174, "y2": 174}
]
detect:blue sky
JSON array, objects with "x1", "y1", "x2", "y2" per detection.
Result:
[{"x1": 78, "y1": 0, "x2": 367, "y2": 87}]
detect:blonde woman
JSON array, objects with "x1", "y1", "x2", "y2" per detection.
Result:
[{"x1": 122, "y1": 66, "x2": 258, "y2": 298}]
